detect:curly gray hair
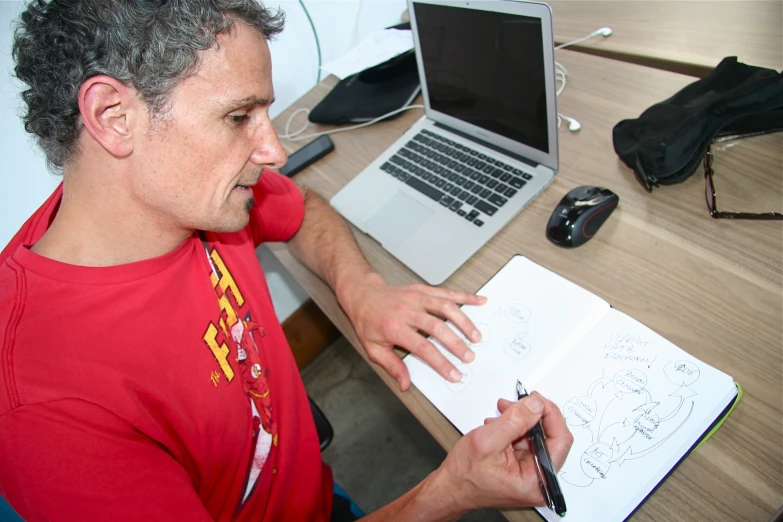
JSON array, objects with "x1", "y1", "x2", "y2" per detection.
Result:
[{"x1": 13, "y1": 0, "x2": 285, "y2": 170}]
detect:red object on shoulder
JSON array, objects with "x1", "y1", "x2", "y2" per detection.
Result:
[{"x1": 0, "y1": 171, "x2": 333, "y2": 521}]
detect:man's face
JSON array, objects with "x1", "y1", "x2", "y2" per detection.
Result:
[{"x1": 128, "y1": 21, "x2": 286, "y2": 234}]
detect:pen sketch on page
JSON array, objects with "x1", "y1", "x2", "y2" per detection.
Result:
[
  {"x1": 556, "y1": 332, "x2": 701, "y2": 488},
  {"x1": 441, "y1": 303, "x2": 534, "y2": 393}
]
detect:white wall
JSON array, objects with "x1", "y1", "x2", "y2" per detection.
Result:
[
  {"x1": 0, "y1": 1, "x2": 62, "y2": 243},
  {"x1": 266, "y1": 1, "x2": 409, "y2": 121},
  {"x1": 0, "y1": 0, "x2": 406, "y2": 321}
]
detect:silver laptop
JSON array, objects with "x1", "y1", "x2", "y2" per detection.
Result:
[{"x1": 331, "y1": 0, "x2": 558, "y2": 285}]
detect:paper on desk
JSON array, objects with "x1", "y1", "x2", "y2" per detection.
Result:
[{"x1": 320, "y1": 28, "x2": 413, "y2": 80}]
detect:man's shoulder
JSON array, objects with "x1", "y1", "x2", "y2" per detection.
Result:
[
  {"x1": 0, "y1": 256, "x2": 28, "y2": 335},
  {"x1": 0, "y1": 243, "x2": 227, "y2": 417},
  {"x1": 0, "y1": 258, "x2": 29, "y2": 415},
  {"x1": 1, "y1": 184, "x2": 63, "y2": 266},
  {"x1": 247, "y1": 170, "x2": 305, "y2": 246}
]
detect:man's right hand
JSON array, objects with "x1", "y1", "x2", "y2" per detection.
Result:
[{"x1": 427, "y1": 392, "x2": 573, "y2": 515}]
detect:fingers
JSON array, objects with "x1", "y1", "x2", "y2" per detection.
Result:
[
  {"x1": 366, "y1": 345, "x2": 412, "y2": 391},
  {"x1": 373, "y1": 284, "x2": 486, "y2": 367},
  {"x1": 395, "y1": 329, "x2": 463, "y2": 384},
  {"x1": 411, "y1": 284, "x2": 487, "y2": 307},
  {"x1": 419, "y1": 294, "x2": 484, "y2": 345},
  {"x1": 536, "y1": 393, "x2": 574, "y2": 470},
  {"x1": 497, "y1": 398, "x2": 514, "y2": 412},
  {"x1": 494, "y1": 394, "x2": 572, "y2": 468},
  {"x1": 479, "y1": 395, "x2": 545, "y2": 453},
  {"x1": 512, "y1": 438, "x2": 532, "y2": 455},
  {"x1": 412, "y1": 314, "x2": 474, "y2": 364},
  {"x1": 353, "y1": 283, "x2": 487, "y2": 393},
  {"x1": 485, "y1": 417, "x2": 532, "y2": 452},
  {"x1": 409, "y1": 285, "x2": 486, "y2": 345}
]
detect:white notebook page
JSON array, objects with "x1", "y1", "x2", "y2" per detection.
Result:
[
  {"x1": 404, "y1": 256, "x2": 609, "y2": 435},
  {"x1": 534, "y1": 309, "x2": 735, "y2": 522},
  {"x1": 405, "y1": 256, "x2": 736, "y2": 522}
]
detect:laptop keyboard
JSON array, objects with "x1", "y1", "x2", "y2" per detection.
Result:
[{"x1": 379, "y1": 129, "x2": 534, "y2": 227}]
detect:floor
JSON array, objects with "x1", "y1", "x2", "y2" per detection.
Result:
[{"x1": 301, "y1": 336, "x2": 507, "y2": 522}]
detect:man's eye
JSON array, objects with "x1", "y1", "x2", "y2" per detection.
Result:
[{"x1": 229, "y1": 114, "x2": 249, "y2": 124}]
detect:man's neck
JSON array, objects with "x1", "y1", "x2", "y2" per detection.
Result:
[{"x1": 31, "y1": 168, "x2": 192, "y2": 267}]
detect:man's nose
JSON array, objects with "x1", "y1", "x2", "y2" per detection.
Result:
[{"x1": 250, "y1": 123, "x2": 287, "y2": 169}]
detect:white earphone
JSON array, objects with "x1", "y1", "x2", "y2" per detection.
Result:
[
  {"x1": 555, "y1": 26, "x2": 613, "y2": 50},
  {"x1": 555, "y1": 27, "x2": 612, "y2": 132},
  {"x1": 558, "y1": 114, "x2": 582, "y2": 132}
]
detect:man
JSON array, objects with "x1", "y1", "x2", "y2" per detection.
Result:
[{"x1": 0, "y1": 1, "x2": 572, "y2": 521}]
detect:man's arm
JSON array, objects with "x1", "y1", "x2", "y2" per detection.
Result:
[
  {"x1": 360, "y1": 393, "x2": 574, "y2": 520},
  {"x1": 286, "y1": 186, "x2": 487, "y2": 391},
  {"x1": 285, "y1": 187, "x2": 575, "y2": 519}
]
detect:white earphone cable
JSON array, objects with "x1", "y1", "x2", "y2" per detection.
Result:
[
  {"x1": 555, "y1": 27, "x2": 612, "y2": 50},
  {"x1": 280, "y1": 28, "x2": 611, "y2": 140},
  {"x1": 554, "y1": 27, "x2": 612, "y2": 131},
  {"x1": 555, "y1": 68, "x2": 567, "y2": 97},
  {"x1": 279, "y1": 104, "x2": 426, "y2": 142}
]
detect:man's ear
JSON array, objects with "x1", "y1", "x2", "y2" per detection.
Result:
[{"x1": 78, "y1": 76, "x2": 140, "y2": 158}]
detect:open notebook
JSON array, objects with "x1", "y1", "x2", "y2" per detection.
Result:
[{"x1": 404, "y1": 256, "x2": 739, "y2": 522}]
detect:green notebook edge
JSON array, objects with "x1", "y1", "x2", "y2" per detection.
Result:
[
  {"x1": 693, "y1": 380, "x2": 743, "y2": 452},
  {"x1": 617, "y1": 381, "x2": 743, "y2": 521}
]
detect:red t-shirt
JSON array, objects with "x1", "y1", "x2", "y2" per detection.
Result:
[{"x1": 0, "y1": 171, "x2": 333, "y2": 521}]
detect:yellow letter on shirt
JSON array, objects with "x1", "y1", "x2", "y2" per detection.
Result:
[{"x1": 203, "y1": 323, "x2": 235, "y2": 382}]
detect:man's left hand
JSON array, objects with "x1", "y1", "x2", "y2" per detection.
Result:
[{"x1": 340, "y1": 273, "x2": 487, "y2": 391}]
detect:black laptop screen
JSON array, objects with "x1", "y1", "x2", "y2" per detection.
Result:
[{"x1": 413, "y1": 2, "x2": 549, "y2": 154}]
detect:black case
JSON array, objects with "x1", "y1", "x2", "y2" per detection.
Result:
[
  {"x1": 308, "y1": 24, "x2": 421, "y2": 125},
  {"x1": 612, "y1": 57, "x2": 783, "y2": 191}
]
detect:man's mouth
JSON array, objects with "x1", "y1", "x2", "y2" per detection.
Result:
[
  {"x1": 234, "y1": 179, "x2": 259, "y2": 191},
  {"x1": 234, "y1": 170, "x2": 263, "y2": 194},
  {"x1": 235, "y1": 173, "x2": 262, "y2": 191}
]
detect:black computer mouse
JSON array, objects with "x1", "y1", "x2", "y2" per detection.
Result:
[{"x1": 546, "y1": 186, "x2": 619, "y2": 247}]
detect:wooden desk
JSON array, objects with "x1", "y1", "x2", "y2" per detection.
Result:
[
  {"x1": 547, "y1": 0, "x2": 783, "y2": 76},
  {"x1": 270, "y1": 52, "x2": 782, "y2": 521}
]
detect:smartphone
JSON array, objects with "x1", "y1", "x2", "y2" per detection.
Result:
[{"x1": 278, "y1": 135, "x2": 335, "y2": 177}]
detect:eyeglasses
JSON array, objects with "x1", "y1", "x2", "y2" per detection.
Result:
[{"x1": 703, "y1": 144, "x2": 783, "y2": 220}]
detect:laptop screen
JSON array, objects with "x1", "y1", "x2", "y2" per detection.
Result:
[{"x1": 413, "y1": 2, "x2": 549, "y2": 154}]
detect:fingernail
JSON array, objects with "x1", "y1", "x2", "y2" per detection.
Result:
[
  {"x1": 472, "y1": 330, "x2": 481, "y2": 342},
  {"x1": 525, "y1": 396, "x2": 543, "y2": 414},
  {"x1": 450, "y1": 369, "x2": 462, "y2": 382},
  {"x1": 478, "y1": 295, "x2": 488, "y2": 304},
  {"x1": 463, "y1": 350, "x2": 475, "y2": 362}
]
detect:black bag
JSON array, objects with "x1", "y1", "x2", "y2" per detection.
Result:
[
  {"x1": 612, "y1": 57, "x2": 783, "y2": 192},
  {"x1": 309, "y1": 23, "x2": 420, "y2": 125},
  {"x1": 308, "y1": 49, "x2": 420, "y2": 124}
]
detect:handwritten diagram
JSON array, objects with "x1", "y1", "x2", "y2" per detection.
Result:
[
  {"x1": 469, "y1": 303, "x2": 532, "y2": 354},
  {"x1": 445, "y1": 303, "x2": 533, "y2": 392},
  {"x1": 558, "y1": 348, "x2": 701, "y2": 487}
]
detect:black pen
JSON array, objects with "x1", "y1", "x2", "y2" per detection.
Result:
[{"x1": 516, "y1": 380, "x2": 567, "y2": 517}]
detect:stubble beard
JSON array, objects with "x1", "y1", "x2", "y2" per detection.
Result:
[
  {"x1": 202, "y1": 197, "x2": 255, "y2": 233},
  {"x1": 244, "y1": 197, "x2": 255, "y2": 213}
]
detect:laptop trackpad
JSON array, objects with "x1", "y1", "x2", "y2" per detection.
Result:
[{"x1": 365, "y1": 192, "x2": 433, "y2": 248}]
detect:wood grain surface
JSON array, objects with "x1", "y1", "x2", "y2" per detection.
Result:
[
  {"x1": 547, "y1": 0, "x2": 782, "y2": 76},
  {"x1": 269, "y1": 50, "x2": 782, "y2": 521}
]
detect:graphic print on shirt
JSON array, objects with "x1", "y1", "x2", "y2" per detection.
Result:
[{"x1": 201, "y1": 246, "x2": 277, "y2": 503}]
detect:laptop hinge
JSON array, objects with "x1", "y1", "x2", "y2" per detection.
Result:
[{"x1": 434, "y1": 122, "x2": 539, "y2": 168}]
